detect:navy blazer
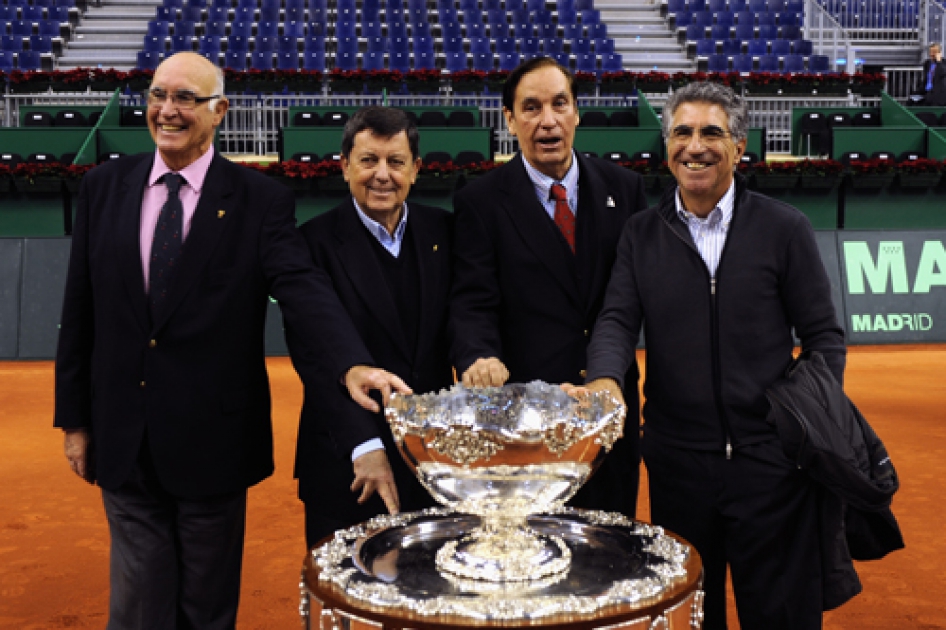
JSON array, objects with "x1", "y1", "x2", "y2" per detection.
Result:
[
  {"x1": 291, "y1": 200, "x2": 453, "y2": 514},
  {"x1": 54, "y1": 152, "x2": 372, "y2": 497}
]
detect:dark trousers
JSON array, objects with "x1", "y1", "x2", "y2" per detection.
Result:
[
  {"x1": 642, "y1": 436, "x2": 822, "y2": 630},
  {"x1": 101, "y1": 441, "x2": 248, "y2": 630}
]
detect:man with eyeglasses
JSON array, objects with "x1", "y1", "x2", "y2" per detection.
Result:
[
  {"x1": 55, "y1": 52, "x2": 410, "y2": 629},
  {"x1": 572, "y1": 82, "x2": 847, "y2": 629}
]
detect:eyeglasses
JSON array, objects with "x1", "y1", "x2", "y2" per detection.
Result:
[
  {"x1": 668, "y1": 124, "x2": 733, "y2": 145},
  {"x1": 145, "y1": 87, "x2": 220, "y2": 109}
]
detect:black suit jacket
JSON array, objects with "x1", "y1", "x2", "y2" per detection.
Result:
[
  {"x1": 291, "y1": 200, "x2": 453, "y2": 516},
  {"x1": 54, "y1": 152, "x2": 372, "y2": 497},
  {"x1": 922, "y1": 59, "x2": 946, "y2": 105},
  {"x1": 449, "y1": 152, "x2": 647, "y2": 514}
]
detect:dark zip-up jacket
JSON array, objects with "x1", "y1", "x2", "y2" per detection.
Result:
[{"x1": 587, "y1": 174, "x2": 846, "y2": 452}]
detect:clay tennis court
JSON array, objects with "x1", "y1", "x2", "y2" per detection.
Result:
[{"x1": 1, "y1": 346, "x2": 943, "y2": 629}]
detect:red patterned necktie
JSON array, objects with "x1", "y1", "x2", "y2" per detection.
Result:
[{"x1": 550, "y1": 183, "x2": 575, "y2": 253}]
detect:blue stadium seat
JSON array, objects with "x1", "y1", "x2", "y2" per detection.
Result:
[
  {"x1": 250, "y1": 50, "x2": 273, "y2": 70},
  {"x1": 0, "y1": 51, "x2": 14, "y2": 71},
  {"x1": 228, "y1": 34, "x2": 250, "y2": 53},
  {"x1": 286, "y1": 6, "x2": 305, "y2": 21},
  {"x1": 544, "y1": 38, "x2": 564, "y2": 53},
  {"x1": 47, "y1": 5, "x2": 69, "y2": 21},
  {"x1": 588, "y1": 22, "x2": 608, "y2": 39},
  {"x1": 601, "y1": 52, "x2": 622, "y2": 72},
  {"x1": 23, "y1": 5, "x2": 45, "y2": 20},
  {"x1": 390, "y1": 34, "x2": 409, "y2": 52},
  {"x1": 472, "y1": 50, "x2": 495, "y2": 71},
  {"x1": 363, "y1": 20, "x2": 384, "y2": 38},
  {"x1": 279, "y1": 20, "x2": 304, "y2": 39},
  {"x1": 734, "y1": 10, "x2": 752, "y2": 24},
  {"x1": 302, "y1": 48, "x2": 325, "y2": 71},
  {"x1": 174, "y1": 21, "x2": 196, "y2": 37},
  {"x1": 714, "y1": 10, "x2": 734, "y2": 26},
  {"x1": 575, "y1": 51, "x2": 596, "y2": 73},
  {"x1": 783, "y1": 54, "x2": 804, "y2": 72},
  {"x1": 181, "y1": 5, "x2": 201, "y2": 20},
  {"x1": 142, "y1": 35, "x2": 165, "y2": 52},
  {"x1": 148, "y1": 20, "x2": 170, "y2": 37},
  {"x1": 389, "y1": 50, "x2": 410, "y2": 72},
  {"x1": 732, "y1": 53, "x2": 753, "y2": 71},
  {"x1": 337, "y1": 35, "x2": 358, "y2": 53},
  {"x1": 1, "y1": 36, "x2": 22, "y2": 51},
  {"x1": 154, "y1": 6, "x2": 174, "y2": 20},
  {"x1": 367, "y1": 35, "x2": 388, "y2": 52},
  {"x1": 562, "y1": 22, "x2": 582, "y2": 38},
  {"x1": 202, "y1": 20, "x2": 226, "y2": 37},
  {"x1": 469, "y1": 35, "x2": 491, "y2": 53},
  {"x1": 445, "y1": 50, "x2": 468, "y2": 72},
  {"x1": 708, "y1": 0, "x2": 726, "y2": 11},
  {"x1": 170, "y1": 34, "x2": 193, "y2": 52},
  {"x1": 38, "y1": 19, "x2": 61, "y2": 37},
  {"x1": 363, "y1": 50, "x2": 385, "y2": 70},
  {"x1": 496, "y1": 36, "x2": 517, "y2": 53},
  {"x1": 711, "y1": 24, "x2": 730, "y2": 39},
  {"x1": 513, "y1": 22, "x2": 534, "y2": 38},
  {"x1": 229, "y1": 21, "x2": 254, "y2": 37},
  {"x1": 757, "y1": 11, "x2": 777, "y2": 25},
  {"x1": 747, "y1": 39, "x2": 766, "y2": 55},
  {"x1": 734, "y1": 23, "x2": 754, "y2": 40},
  {"x1": 304, "y1": 34, "x2": 325, "y2": 51},
  {"x1": 279, "y1": 34, "x2": 301, "y2": 53},
  {"x1": 771, "y1": 39, "x2": 790, "y2": 55},
  {"x1": 793, "y1": 39, "x2": 812, "y2": 55},
  {"x1": 707, "y1": 53, "x2": 729, "y2": 72},
  {"x1": 257, "y1": 21, "x2": 279, "y2": 37},
  {"x1": 536, "y1": 21, "x2": 557, "y2": 38},
  {"x1": 689, "y1": 0, "x2": 708, "y2": 12},
  {"x1": 758, "y1": 24, "x2": 777, "y2": 39},
  {"x1": 758, "y1": 54, "x2": 778, "y2": 71},
  {"x1": 335, "y1": 50, "x2": 358, "y2": 71},
  {"x1": 549, "y1": 51, "x2": 570, "y2": 67},
  {"x1": 0, "y1": 6, "x2": 17, "y2": 22},
  {"x1": 198, "y1": 35, "x2": 221, "y2": 56},
  {"x1": 668, "y1": 0, "x2": 686, "y2": 11},
  {"x1": 809, "y1": 54, "x2": 830, "y2": 72},
  {"x1": 224, "y1": 49, "x2": 246, "y2": 69},
  {"x1": 136, "y1": 50, "x2": 163, "y2": 70},
  {"x1": 521, "y1": 36, "x2": 540, "y2": 56},
  {"x1": 233, "y1": 5, "x2": 254, "y2": 22},
  {"x1": 558, "y1": 7, "x2": 577, "y2": 24},
  {"x1": 686, "y1": 24, "x2": 706, "y2": 40},
  {"x1": 29, "y1": 35, "x2": 53, "y2": 53},
  {"x1": 571, "y1": 37, "x2": 592, "y2": 53},
  {"x1": 693, "y1": 10, "x2": 713, "y2": 27},
  {"x1": 721, "y1": 39, "x2": 740, "y2": 55},
  {"x1": 579, "y1": 8, "x2": 600, "y2": 24},
  {"x1": 499, "y1": 50, "x2": 521, "y2": 71},
  {"x1": 414, "y1": 49, "x2": 436, "y2": 69},
  {"x1": 259, "y1": 5, "x2": 279, "y2": 20},
  {"x1": 780, "y1": 24, "x2": 801, "y2": 39},
  {"x1": 256, "y1": 35, "x2": 277, "y2": 52},
  {"x1": 696, "y1": 39, "x2": 716, "y2": 55},
  {"x1": 414, "y1": 35, "x2": 435, "y2": 53}
]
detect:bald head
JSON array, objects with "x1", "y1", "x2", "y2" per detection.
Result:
[{"x1": 147, "y1": 52, "x2": 228, "y2": 171}]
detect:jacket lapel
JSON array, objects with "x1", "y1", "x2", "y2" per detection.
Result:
[
  {"x1": 117, "y1": 156, "x2": 153, "y2": 334},
  {"x1": 499, "y1": 154, "x2": 580, "y2": 305},
  {"x1": 335, "y1": 199, "x2": 411, "y2": 361},
  {"x1": 151, "y1": 154, "x2": 237, "y2": 331},
  {"x1": 406, "y1": 205, "x2": 447, "y2": 367}
]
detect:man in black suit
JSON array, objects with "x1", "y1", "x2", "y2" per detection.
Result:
[
  {"x1": 449, "y1": 57, "x2": 648, "y2": 518},
  {"x1": 54, "y1": 53, "x2": 408, "y2": 630},
  {"x1": 291, "y1": 106, "x2": 453, "y2": 548},
  {"x1": 922, "y1": 43, "x2": 946, "y2": 105}
]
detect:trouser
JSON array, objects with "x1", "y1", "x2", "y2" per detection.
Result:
[
  {"x1": 642, "y1": 436, "x2": 822, "y2": 630},
  {"x1": 101, "y1": 440, "x2": 247, "y2": 630}
]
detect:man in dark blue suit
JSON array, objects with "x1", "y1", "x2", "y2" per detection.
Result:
[
  {"x1": 922, "y1": 43, "x2": 946, "y2": 105},
  {"x1": 291, "y1": 107, "x2": 453, "y2": 548},
  {"x1": 54, "y1": 53, "x2": 408, "y2": 630},
  {"x1": 449, "y1": 57, "x2": 648, "y2": 518}
]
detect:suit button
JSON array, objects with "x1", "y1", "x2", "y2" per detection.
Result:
[
  {"x1": 149, "y1": 339, "x2": 157, "y2": 348},
  {"x1": 579, "y1": 369, "x2": 587, "y2": 379},
  {"x1": 584, "y1": 329, "x2": 590, "y2": 337},
  {"x1": 140, "y1": 381, "x2": 146, "y2": 388}
]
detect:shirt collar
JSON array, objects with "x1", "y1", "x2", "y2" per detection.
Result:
[
  {"x1": 521, "y1": 151, "x2": 580, "y2": 203},
  {"x1": 148, "y1": 145, "x2": 215, "y2": 191},
  {"x1": 353, "y1": 198, "x2": 409, "y2": 245},
  {"x1": 675, "y1": 178, "x2": 736, "y2": 227}
]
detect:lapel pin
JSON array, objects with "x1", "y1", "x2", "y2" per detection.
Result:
[
  {"x1": 217, "y1": 210, "x2": 226, "y2": 219},
  {"x1": 606, "y1": 196, "x2": 616, "y2": 208},
  {"x1": 433, "y1": 244, "x2": 439, "y2": 252}
]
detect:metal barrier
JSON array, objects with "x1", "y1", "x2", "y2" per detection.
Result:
[
  {"x1": 805, "y1": 0, "x2": 858, "y2": 73},
  {"x1": 885, "y1": 67, "x2": 924, "y2": 99},
  {"x1": 0, "y1": 89, "x2": 885, "y2": 157}
]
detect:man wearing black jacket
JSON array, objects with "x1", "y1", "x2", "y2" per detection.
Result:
[{"x1": 580, "y1": 82, "x2": 846, "y2": 629}]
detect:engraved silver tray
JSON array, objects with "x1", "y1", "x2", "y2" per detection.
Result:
[{"x1": 312, "y1": 507, "x2": 698, "y2": 622}]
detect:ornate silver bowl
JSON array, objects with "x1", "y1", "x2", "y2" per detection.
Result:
[{"x1": 385, "y1": 381, "x2": 625, "y2": 582}]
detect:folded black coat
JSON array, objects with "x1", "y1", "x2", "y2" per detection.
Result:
[{"x1": 766, "y1": 351, "x2": 905, "y2": 610}]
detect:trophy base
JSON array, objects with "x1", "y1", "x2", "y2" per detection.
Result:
[{"x1": 435, "y1": 525, "x2": 571, "y2": 582}]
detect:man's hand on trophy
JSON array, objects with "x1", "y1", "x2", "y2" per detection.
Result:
[
  {"x1": 352, "y1": 449, "x2": 400, "y2": 514},
  {"x1": 561, "y1": 378, "x2": 625, "y2": 407},
  {"x1": 461, "y1": 357, "x2": 510, "y2": 388},
  {"x1": 345, "y1": 365, "x2": 413, "y2": 413}
]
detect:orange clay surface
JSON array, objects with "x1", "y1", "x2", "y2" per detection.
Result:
[{"x1": 0, "y1": 346, "x2": 943, "y2": 629}]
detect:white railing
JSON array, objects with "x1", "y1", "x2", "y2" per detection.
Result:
[{"x1": 805, "y1": 0, "x2": 858, "y2": 73}]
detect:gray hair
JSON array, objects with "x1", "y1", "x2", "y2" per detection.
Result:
[
  {"x1": 209, "y1": 64, "x2": 225, "y2": 111},
  {"x1": 661, "y1": 81, "x2": 749, "y2": 143}
]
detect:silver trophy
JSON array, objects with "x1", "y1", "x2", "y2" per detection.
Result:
[{"x1": 385, "y1": 381, "x2": 625, "y2": 583}]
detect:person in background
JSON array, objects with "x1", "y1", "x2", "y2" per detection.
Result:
[
  {"x1": 577, "y1": 81, "x2": 847, "y2": 629},
  {"x1": 921, "y1": 43, "x2": 946, "y2": 105},
  {"x1": 55, "y1": 52, "x2": 408, "y2": 630},
  {"x1": 449, "y1": 56, "x2": 648, "y2": 518},
  {"x1": 290, "y1": 106, "x2": 454, "y2": 549}
]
